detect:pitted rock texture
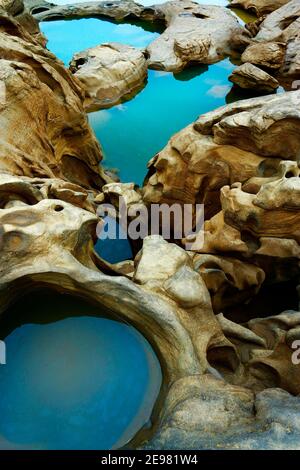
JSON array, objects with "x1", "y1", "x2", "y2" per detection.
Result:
[{"x1": 70, "y1": 42, "x2": 147, "y2": 112}]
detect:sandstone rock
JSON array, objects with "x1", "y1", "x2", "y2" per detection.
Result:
[
  {"x1": 140, "y1": 375, "x2": 300, "y2": 450},
  {"x1": 247, "y1": 0, "x2": 300, "y2": 79},
  {"x1": 29, "y1": 1, "x2": 244, "y2": 73},
  {"x1": 217, "y1": 313, "x2": 266, "y2": 347},
  {"x1": 69, "y1": 43, "x2": 147, "y2": 112},
  {"x1": 221, "y1": 182, "x2": 300, "y2": 244},
  {"x1": 229, "y1": 0, "x2": 291, "y2": 16},
  {"x1": 2, "y1": 1, "x2": 300, "y2": 451},
  {"x1": 0, "y1": 0, "x2": 24, "y2": 16},
  {"x1": 244, "y1": 311, "x2": 300, "y2": 394},
  {"x1": 1, "y1": 0, "x2": 45, "y2": 44},
  {"x1": 255, "y1": 0, "x2": 300, "y2": 42},
  {"x1": 146, "y1": 2, "x2": 243, "y2": 72},
  {"x1": 28, "y1": 0, "x2": 144, "y2": 22},
  {"x1": 143, "y1": 126, "x2": 265, "y2": 220},
  {"x1": 241, "y1": 41, "x2": 286, "y2": 69},
  {"x1": 193, "y1": 254, "x2": 265, "y2": 312},
  {"x1": 194, "y1": 90, "x2": 300, "y2": 160},
  {"x1": 229, "y1": 62, "x2": 279, "y2": 92},
  {"x1": 0, "y1": 13, "x2": 108, "y2": 189}
]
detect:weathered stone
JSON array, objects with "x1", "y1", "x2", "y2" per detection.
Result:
[
  {"x1": 1, "y1": 1, "x2": 300, "y2": 451},
  {"x1": 241, "y1": 41, "x2": 286, "y2": 69},
  {"x1": 69, "y1": 43, "x2": 147, "y2": 112},
  {"x1": 229, "y1": 62, "x2": 279, "y2": 92},
  {"x1": 143, "y1": 126, "x2": 265, "y2": 220},
  {"x1": 229, "y1": 0, "x2": 291, "y2": 17},
  {"x1": 194, "y1": 90, "x2": 300, "y2": 160},
  {"x1": 247, "y1": 0, "x2": 300, "y2": 79},
  {"x1": 193, "y1": 254, "x2": 265, "y2": 312},
  {"x1": 0, "y1": 0, "x2": 24, "y2": 16},
  {"x1": 28, "y1": 1, "x2": 244, "y2": 73},
  {"x1": 0, "y1": 13, "x2": 108, "y2": 189},
  {"x1": 146, "y1": 2, "x2": 243, "y2": 72}
]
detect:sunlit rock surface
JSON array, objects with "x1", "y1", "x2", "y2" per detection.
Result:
[
  {"x1": 0, "y1": 10, "x2": 109, "y2": 188},
  {"x1": 241, "y1": 0, "x2": 300, "y2": 81},
  {"x1": 27, "y1": 0, "x2": 244, "y2": 72},
  {"x1": 229, "y1": 0, "x2": 291, "y2": 16},
  {"x1": 70, "y1": 43, "x2": 147, "y2": 111},
  {"x1": 229, "y1": 62, "x2": 279, "y2": 91},
  {"x1": 0, "y1": 0, "x2": 300, "y2": 451}
]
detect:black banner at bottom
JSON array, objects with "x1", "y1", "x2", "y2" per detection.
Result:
[{"x1": 0, "y1": 450, "x2": 296, "y2": 466}]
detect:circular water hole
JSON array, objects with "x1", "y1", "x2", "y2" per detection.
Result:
[{"x1": 0, "y1": 290, "x2": 162, "y2": 450}]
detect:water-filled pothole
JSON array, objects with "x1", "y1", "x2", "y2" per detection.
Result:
[{"x1": 0, "y1": 290, "x2": 162, "y2": 449}]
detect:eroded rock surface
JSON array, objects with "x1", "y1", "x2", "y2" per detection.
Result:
[
  {"x1": 70, "y1": 43, "x2": 147, "y2": 112},
  {"x1": 194, "y1": 90, "x2": 300, "y2": 159},
  {"x1": 229, "y1": 63, "x2": 279, "y2": 91},
  {"x1": 28, "y1": 0, "x2": 244, "y2": 72},
  {"x1": 241, "y1": 0, "x2": 300, "y2": 81},
  {"x1": 1, "y1": 1, "x2": 300, "y2": 452},
  {"x1": 229, "y1": 0, "x2": 291, "y2": 16},
  {"x1": 145, "y1": 2, "x2": 243, "y2": 72},
  {"x1": 0, "y1": 10, "x2": 108, "y2": 188}
]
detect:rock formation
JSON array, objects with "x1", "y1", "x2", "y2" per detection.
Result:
[
  {"x1": 28, "y1": 0, "x2": 244, "y2": 73},
  {"x1": 235, "y1": 0, "x2": 300, "y2": 86},
  {"x1": 241, "y1": 41, "x2": 286, "y2": 69},
  {"x1": 144, "y1": 2, "x2": 242, "y2": 72},
  {"x1": 0, "y1": 7, "x2": 109, "y2": 189},
  {"x1": 229, "y1": 62, "x2": 279, "y2": 92},
  {"x1": 194, "y1": 90, "x2": 300, "y2": 159},
  {"x1": 0, "y1": 0, "x2": 299, "y2": 452},
  {"x1": 229, "y1": 0, "x2": 291, "y2": 16},
  {"x1": 69, "y1": 43, "x2": 147, "y2": 112}
]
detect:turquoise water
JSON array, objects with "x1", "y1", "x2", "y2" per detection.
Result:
[
  {"x1": 95, "y1": 216, "x2": 133, "y2": 263},
  {"x1": 0, "y1": 292, "x2": 162, "y2": 449},
  {"x1": 41, "y1": 18, "x2": 160, "y2": 65},
  {"x1": 41, "y1": 18, "x2": 236, "y2": 185},
  {"x1": 89, "y1": 63, "x2": 235, "y2": 184}
]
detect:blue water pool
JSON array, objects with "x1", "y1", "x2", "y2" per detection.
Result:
[{"x1": 0, "y1": 292, "x2": 162, "y2": 449}]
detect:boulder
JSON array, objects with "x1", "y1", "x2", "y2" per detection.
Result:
[
  {"x1": 70, "y1": 43, "x2": 147, "y2": 112},
  {"x1": 146, "y1": 2, "x2": 243, "y2": 72},
  {"x1": 229, "y1": 0, "x2": 291, "y2": 16},
  {"x1": 243, "y1": 0, "x2": 300, "y2": 79},
  {"x1": 241, "y1": 41, "x2": 286, "y2": 69},
  {"x1": 229, "y1": 62, "x2": 279, "y2": 92}
]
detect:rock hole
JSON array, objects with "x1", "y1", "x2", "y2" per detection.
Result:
[
  {"x1": 54, "y1": 205, "x2": 64, "y2": 212},
  {"x1": 31, "y1": 7, "x2": 50, "y2": 14}
]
